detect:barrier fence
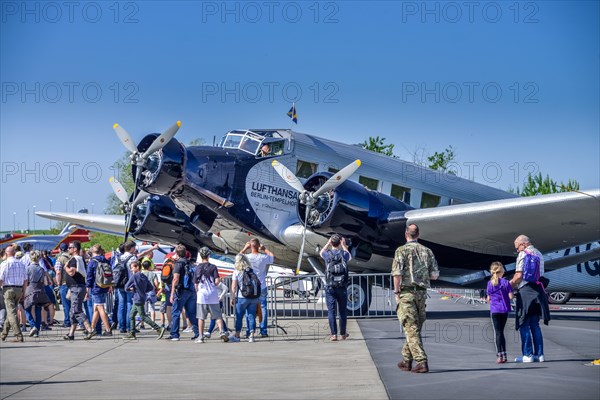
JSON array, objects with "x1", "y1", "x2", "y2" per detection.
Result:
[
  {"x1": 216, "y1": 274, "x2": 493, "y2": 329},
  {"x1": 56, "y1": 276, "x2": 491, "y2": 335}
]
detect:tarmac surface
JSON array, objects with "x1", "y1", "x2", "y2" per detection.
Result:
[{"x1": 1, "y1": 292, "x2": 599, "y2": 400}]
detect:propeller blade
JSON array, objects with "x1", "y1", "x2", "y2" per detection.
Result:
[
  {"x1": 109, "y1": 177, "x2": 130, "y2": 204},
  {"x1": 141, "y1": 121, "x2": 181, "y2": 159},
  {"x1": 272, "y1": 160, "x2": 306, "y2": 194},
  {"x1": 296, "y1": 204, "x2": 311, "y2": 275},
  {"x1": 312, "y1": 159, "x2": 361, "y2": 198},
  {"x1": 130, "y1": 190, "x2": 150, "y2": 209},
  {"x1": 113, "y1": 123, "x2": 138, "y2": 154},
  {"x1": 124, "y1": 166, "x2": 144, "y2": 241}
]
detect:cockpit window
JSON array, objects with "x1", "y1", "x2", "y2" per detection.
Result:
[
  {"x1": 220, "y1": 129, "x2": 291, "y2": 157},
  {"x1": 220, "y1": 130, "x2": 263, "y2": 155}
]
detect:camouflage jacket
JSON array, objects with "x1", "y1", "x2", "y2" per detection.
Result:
[{"x1": 391, "y1": 241, "x2": 439, "y2": 289}]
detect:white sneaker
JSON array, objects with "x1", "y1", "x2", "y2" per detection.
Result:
[
  {"x1": 515, "y1": 355, "x2": 535, "y2": 363},
  {"x1": 248, "y1": 335, "x2": 255, "y2": 343},
  {"x1": 229, "y1": 335, "x2": 240, "y2": 342},
  {"x1": 203, "y1": 331, "x2": 211, "y2": 339},
  {"x1": 182, "y1": 327, "x2": 192, "y2": 333},
  {"x1": 194, "y1": 337, "x2": 205, "y2": 343},
  {"x1": 536, "y1": 355, "x2": 545, "y2": 362}
]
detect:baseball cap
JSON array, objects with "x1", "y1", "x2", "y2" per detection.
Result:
[{"x1": 59, "y1": 242, "x2": 69, "y2": 251}]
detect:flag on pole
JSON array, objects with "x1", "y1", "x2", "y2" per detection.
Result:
[{"x1": 287, "y1": 103, "x2": 298, "y2": 124}]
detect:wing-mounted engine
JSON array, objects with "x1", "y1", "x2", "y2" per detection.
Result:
[{"x1": 299, "y1": 172, "x2": 413, "y2": 256}]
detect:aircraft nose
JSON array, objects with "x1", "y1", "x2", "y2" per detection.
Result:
[{"x1": 136, "y1": 134, "x2": 185, "y2": 195}]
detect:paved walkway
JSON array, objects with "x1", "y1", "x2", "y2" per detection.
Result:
[
  {"x1": 361, "y1": 292, "x2": 600, "y2": 400},
  {"x1": 0, "y1": 316, "x2": 387, "y2": 400},
  {"x1": 2, "y1": 293, "x2": 599, "y2": 399}
]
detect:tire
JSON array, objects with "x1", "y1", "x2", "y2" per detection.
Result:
[
  {"x1": 346, "y1": 276, "x2": 371, "y2": 316},
  {"x1": 548, "y1": 291, "x2": 572, "y2": 304}
]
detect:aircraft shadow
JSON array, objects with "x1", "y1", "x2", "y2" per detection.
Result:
[
  {"x1": 1, "y1": 379, "x2": 101, "y2": 385},
  {"x1": 428, "y1": 366, "x2": 547, "y2": 374}
]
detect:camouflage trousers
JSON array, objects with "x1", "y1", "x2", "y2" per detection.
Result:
[{"x1": 396, "y1": 290, "x2": 427, "y2": 363}]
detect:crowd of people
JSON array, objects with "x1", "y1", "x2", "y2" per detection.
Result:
[
  {"x1": 0, "y1": 238, "x2": 275, "y2": 345},
  {"x1": 1, "y1": 230, "x2": 551, "y2": 373}
]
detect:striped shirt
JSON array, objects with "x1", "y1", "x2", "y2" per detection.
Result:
[{"x1": 0, "y1": 257, "x2": 27, "y2": 286}]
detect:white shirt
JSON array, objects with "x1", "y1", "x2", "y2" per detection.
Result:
[
  {"x1": 0, "y1": 257, "x2": 27, "y2": 286},
  {"x1": 245, "y1": 253, "x2": 273, "y2": 288},
  {"x1": 72, "y1": 255, "x2": 86, "y2": 277}
]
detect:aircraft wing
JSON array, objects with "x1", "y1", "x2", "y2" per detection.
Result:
[
  {"x1": 403, "y1": 189, "x2": 600, "y2": 257},
  {"x1": 36, "y1": 211, "x2": 125, "y2": 236}
]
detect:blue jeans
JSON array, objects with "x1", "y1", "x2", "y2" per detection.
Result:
[
  {"x1": 325, "y1": 287, "x2": 348, "y2": 336},
  {"x1": 25, "y1": 305, "x2": 42, "y2": 331},
  {"x1": 245, "y1": 288, "x2": 268, "y2": 336},
  {"x1": 59, "y1": 285, "x2": 71, "y2": 326},
  {"x1": 236, "y1": 297, "x2": 259, "y2": 334},
  {"x1": 116, "y1": 289, "x2": 133, "y2": 331},
  {"x1": 519, "y1": 313, "x2": 544, "y2": 357},
  {"x1": 170, "y1": 290, "x2": 198, "y2": 338}
]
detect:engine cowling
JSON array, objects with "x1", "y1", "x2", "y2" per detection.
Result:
[
  {"x1": 129, "y1": 194, "x2": 212, "y2": 250},
  {"x1": 300, "y1": 172, "x2": 413, "y2": 256}
]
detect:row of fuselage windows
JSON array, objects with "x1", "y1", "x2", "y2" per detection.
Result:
[{"x1": 296, "y1": 159, "x2": 444, "y2": 209}]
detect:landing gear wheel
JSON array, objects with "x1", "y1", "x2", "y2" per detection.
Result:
[{"x1": 346, "y1": 276, "x2": 371, "y2": 316}]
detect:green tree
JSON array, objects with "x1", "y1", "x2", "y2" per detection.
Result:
[
  {"x1": 426, "y1": 146, "x2": 456, "y2": 174},
  {"x1": 360, "y1": 136, "x2": 396, "y2": 157},
  {"x1": 105, "y1": 152, "x2": 134, "y2": 215},
  {"x1": 512, "y1": 172, "x2": 580, "y2": 196},
  {"x1": 87, "y1": 231, "x2": 124, "y2": 252}
]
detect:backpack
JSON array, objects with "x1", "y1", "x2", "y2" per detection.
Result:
[
  {"x1": 522, "y1": 250, "x2": 541, "y2": 283},
  {"x1": 326, "y1": 250, "x2": 348, "y2": 288},
  {"x1": 239, "y1": 267, "x2": 261, "y2": 299},
  {"x1": 95, "y1": 260, "x2": 114, "y2": 288},
  {"x1": 180, "y1": 261, "x2": 195, "y2": 291},
  {"x1": 161, "y1": 258, "x2": 175, "y2": 284},
  {"x1": 113, "y1": 254, "x2": 133, "y2": 289}
]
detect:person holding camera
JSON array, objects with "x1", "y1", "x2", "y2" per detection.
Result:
[{"x1": 319, "y1": 233, "x2": 351, "y2": 342}]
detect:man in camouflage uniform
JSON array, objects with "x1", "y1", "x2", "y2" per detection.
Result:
[{"x1": 392, "y1": 224, "x2": 439, "y2": 373}]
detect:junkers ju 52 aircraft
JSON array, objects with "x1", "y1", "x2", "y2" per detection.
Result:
[{"x1": 37, "y1": 122, "x2": 600, "y2": 314}]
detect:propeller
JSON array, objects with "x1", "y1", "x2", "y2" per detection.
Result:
[
  {"x1": 109, "y1": 176, "x2": 149, "y2": 241},
  {"x1": 112, "y1": 121, "x2": 181, "y2": 239},
  {"x1": 272, "y1": 159, "x2": 361, "y2": 274}
]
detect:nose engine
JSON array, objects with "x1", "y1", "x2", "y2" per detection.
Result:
[
  {"x1": 128, "y1": 194, "x2": 211, "y2": 248},
  {"x1": 135, "y1": 134, "x2": 185, "y2": 195}
]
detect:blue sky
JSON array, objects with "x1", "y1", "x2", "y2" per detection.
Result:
[{"x1": 1, "y1": 0, "x2": 599, "y2": 231}]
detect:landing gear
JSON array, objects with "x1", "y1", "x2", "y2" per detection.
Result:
[{"x1": 346, "y1": 276, "x2": 371, "y2": 316}]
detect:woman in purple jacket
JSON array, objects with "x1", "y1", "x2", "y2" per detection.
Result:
[{"x1": 486, "y1": 262, "x2": 514, "y2": 364}]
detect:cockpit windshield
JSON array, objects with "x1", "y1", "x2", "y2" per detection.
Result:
[
  {"x1": 220, "y1": 130, "x2": 263, "y2": 155},
  {"x1": 219, "y1": 129, "x2": 289, "y2": 156}
]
